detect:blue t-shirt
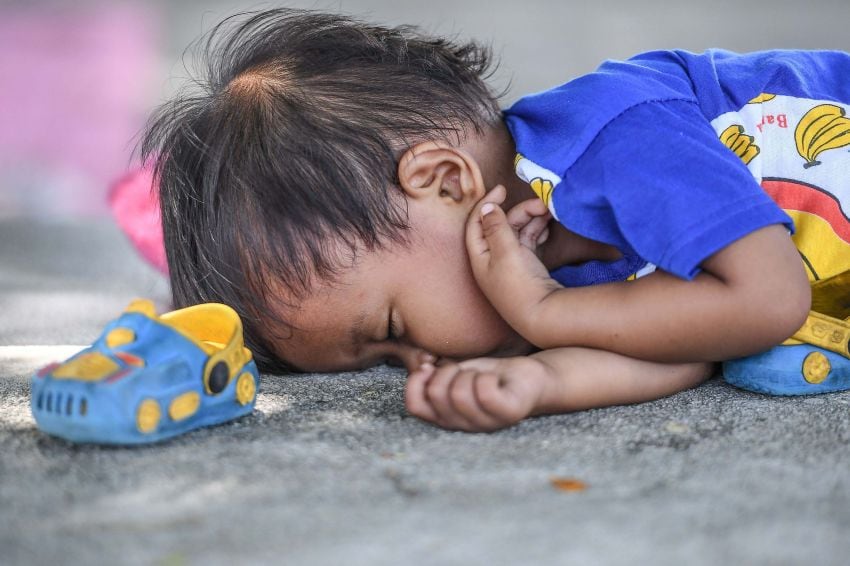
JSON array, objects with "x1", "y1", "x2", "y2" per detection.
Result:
[{"x1": 503, "y1": 49, "x2": 850, "y2": 286}]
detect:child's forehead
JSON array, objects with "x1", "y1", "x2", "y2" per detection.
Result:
[
  {"x1": 269, "y1": 255, "x2": 389, "y2": 327},
  {"x1": 267, "y1": 282, "x2": 386, "y2": 371}
]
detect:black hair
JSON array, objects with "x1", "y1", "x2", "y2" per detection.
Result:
[{"x1": 140, "y1": 8, "x2": 501, "y2": 372}]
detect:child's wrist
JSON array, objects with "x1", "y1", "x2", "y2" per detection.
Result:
[
  {"x1": 529, "y1": 358, "x2": 565, "y2": 416},
  {"x1": 517, "y1": 283, "x2": 565, "y2": 349}
]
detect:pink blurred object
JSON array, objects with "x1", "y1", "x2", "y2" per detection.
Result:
[
  {"x1": 0, "y1": 4, "x2": 159, "y2": 216},
  {"x1": 108, "y1": 165, "x2": 168, "y2": 275}
]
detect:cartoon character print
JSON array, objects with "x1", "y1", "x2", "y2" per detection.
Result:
[
  {"x1": 794, "y1": 103, "x2": 850, "y2": 169},
  {"x1": 713, "y1": 94, "x2": 850, "y2": 283},
  {"x1": 719, "y1": 124, "x2": 760, "y2": 164},
  {"x1": 520, "y1": 94, "x2": 850, "y2": 285},
  {"x1": 716, "y1": 93, "x2": 782, "y2": 163},
  {"x1": 762, "y1": 178, "x2": 850, "y2": 281},
  {"x1": 749, "y1": 93, "x2": 777, "y2": 104},
  {"x1": 529, "y1": 178, "x2": 554, "y2": 207},
  {"x1": 513, "y1": 153, "x2": 561, "y2": 214}
]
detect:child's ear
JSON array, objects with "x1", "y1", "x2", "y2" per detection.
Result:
[{"x1": 397, "y1": 142, "x2": 486, "y2": 204}]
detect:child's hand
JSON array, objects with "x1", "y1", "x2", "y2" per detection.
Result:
[
  {"x1": 465, "y1": 186, "x2": 561, "y2": 341},
  {"x1": 503, "y1": 191, "x2": 553, "y2": 251},
  {"x1": 404, "y1": 356, "x2": 553, "y2": 432}
]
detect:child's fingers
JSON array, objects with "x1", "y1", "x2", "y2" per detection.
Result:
[
  {"x1": 448, "y1": 370, "x2": 503, "y2": 430},
  {"x1": 484, "y1": 184, "x2": 508, "y2": 206},
  {"x1": 405, "y1": 363, "x2": 440, "y2": 423},
  {"x1": 434, "y1": 355, "x2": 460, "y2": 367},
  {"x1": 424, "y1": 365, "x2": 477, "y2": 430},
  {"x1": 517, "y1": 214, "x2": 551, "y2": 249},
  {"x1": 474, "y1": 373, "x2": 525, "y2": 424},
  {"x1": 479, "y1": 200, "x2": 522, "y2": 259},
  {"x1": 457, "y1": 357, "x2": 502, "y2": 373},
  {"x1": 458, "y1": 358, "x2": 523, "y2": 424},
  {"x1": 387, "y1": 349, "x2": 426, "y2": 367},
  {"x1": 465, "y1": 185, "x2": 507, "y2": 259},
  {"x1": 394, "y1": 349, "x2": 436, "y2": 374},
  {"x1": 505, "y1": 198, "x2": 550, "y2": 231}
]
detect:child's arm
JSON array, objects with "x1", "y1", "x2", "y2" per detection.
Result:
[
  {"x1": 405, "y1": 348, "x2": 713, "y2": 432},
  {"x1": 466, "y1": 188, "x2": 811, "y2": 364}
]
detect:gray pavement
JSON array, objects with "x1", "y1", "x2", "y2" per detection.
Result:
[
  {"x1": 2, "y1": 220, "x2": 850, "y2": 565},
  {"x1": 5, "y1": 1, "x2": 850, "y2": 564}
]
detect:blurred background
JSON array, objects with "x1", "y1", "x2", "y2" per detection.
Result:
[{"x1": 1, "y1": 0, "x2": 849, "y2": 218}]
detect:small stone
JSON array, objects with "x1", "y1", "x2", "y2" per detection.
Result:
[{"x1": 665, "y1": 421, "x2": 690, "y2": 434}]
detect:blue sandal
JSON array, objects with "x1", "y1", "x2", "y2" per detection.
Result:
[
  {"x1": 723, "y1": 271, "x2": 850, "y2": 395},
  {"x1": 30, "y1": 299, "x2": 260, "y2": 444}
]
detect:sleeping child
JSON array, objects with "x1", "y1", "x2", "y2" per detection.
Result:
[{"x1": 137, "y1": 8, "x2": 850, "y2": 431}]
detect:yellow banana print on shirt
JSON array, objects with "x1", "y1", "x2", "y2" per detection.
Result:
[
  {"x1": 719, "y1": 124, "x2": 760, "y2": 165},
  {"x1": 529, "y1": 177, "x2": 554, "y2": 207},
  {"x1": 794, "y1": 103, "x2": 850, "y2": 168},
  {"x1": 748, "y1": 93, "x2": 776, "y2": 104},
  {"x1": 514, "y1": 153, "x2": 561, "y2": 211}
]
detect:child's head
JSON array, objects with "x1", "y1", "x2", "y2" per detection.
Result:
[{"x1": 142, "y1": 8, "x2": 531, "y2": 372}]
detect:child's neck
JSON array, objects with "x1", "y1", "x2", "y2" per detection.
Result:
[{"x1": 471, "y1": 122, "x2": 623, "y2": 271}]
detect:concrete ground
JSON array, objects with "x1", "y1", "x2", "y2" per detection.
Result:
[
  {"x1": 5, "y1": 1, "x2": 850, "y2": 562},
  {"x1": 2, "y1": 220, "x2": 850, "y2": 566}
]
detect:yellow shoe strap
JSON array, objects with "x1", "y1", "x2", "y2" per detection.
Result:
[
  {"x1": 790, "y1": 311, "x2": 850, "y2": 359},
  {"x1": 810, "y1": 270, "x2": 850, "y2": 320}
]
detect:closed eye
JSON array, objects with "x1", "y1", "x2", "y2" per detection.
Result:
[{"x1": 387, "y1": 310, "x2": 399, "y2": 341}]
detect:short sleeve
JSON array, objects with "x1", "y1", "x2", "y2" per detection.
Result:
[{"x1": 553, "y1": 99, "x2": 794, "y2": 279}]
